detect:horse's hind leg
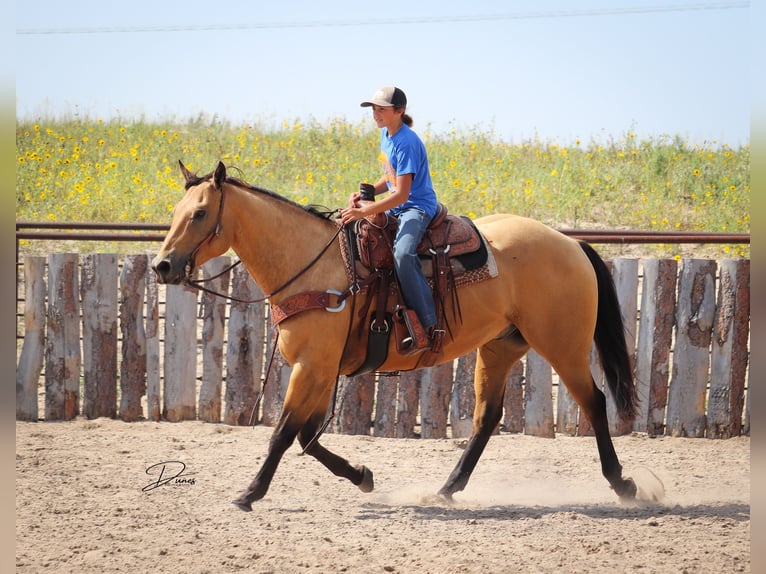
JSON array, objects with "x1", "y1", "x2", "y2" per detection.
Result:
[
  {"x1": 298, "y1": 413, "x2": 374, "y2": 493},
  {"x1": 438, "y1": 337, "x2": 522, "y2": 500},
  {"x1": 557, "y1": 363, "x2": 637, "y2": 500}
]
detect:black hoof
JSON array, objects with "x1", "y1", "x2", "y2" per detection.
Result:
[
  {"x1": 231, "y1": 495, "x2": 253, "y2": 512},
  {"x1": 437, "y1": 489, "x2": 454, "y2": 503},
  {"x1": 616, "y1": 477, "x2": 638, "y2": 500},
  {"x1": 356, "y1": 465, "x2": 374, "y2": 493}
]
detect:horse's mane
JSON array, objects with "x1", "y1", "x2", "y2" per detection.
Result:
[{"x1": 184, "y1": 167, "x2": 337, "y2": 222}]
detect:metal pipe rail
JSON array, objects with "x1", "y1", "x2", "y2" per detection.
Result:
[{"x1": 15, "y1": 221, "x2": 751, "y2": 245}]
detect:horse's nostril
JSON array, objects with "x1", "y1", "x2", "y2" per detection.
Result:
[{"x1": 153, "y1": 259, "x2": 172, "y2": 279}]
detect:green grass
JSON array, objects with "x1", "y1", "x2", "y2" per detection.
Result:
[{"x1": 16, "y1": 117, "x2": 750, "y2": 259}]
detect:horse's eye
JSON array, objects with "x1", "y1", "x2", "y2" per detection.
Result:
[{"x1": 192, "y1": 209, "x2": 206, "y2": 221}]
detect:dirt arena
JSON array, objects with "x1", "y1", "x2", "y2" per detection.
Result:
[{"x1": 16, "y1": 419, "x2": 749, "y2": 573}]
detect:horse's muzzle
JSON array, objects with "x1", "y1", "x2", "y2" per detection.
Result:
[{"x1": 151, "y1": 255, "x2": 186, "y2": 285}]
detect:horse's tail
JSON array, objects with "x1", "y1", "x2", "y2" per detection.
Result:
[{"x1": 579, "y1": 241, "x2": 638, "y2": 423}]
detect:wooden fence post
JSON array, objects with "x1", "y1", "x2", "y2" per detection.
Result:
[
  {"x1": 450, "y1": 351, "x2": 476, "y2": 438},
  {"x1": 374, "y1": 373, "x2": 398, "y2": 437},
  {"x1": 332, "y1": 373, "x2": 375, "y2": 435},
  {"x1": 666, "y1": 259, "x2": 717, "y2": 437},
  {"x1": 16, "y1": 256, "x2": 46, "y2": 421},
  {"x1": 556, "y1": 378, "x2": 579, "y2": 435},
  {"x1": 708, "y1": 259, "x2": 750, "y2": 438},
  {"x1": 198, "y1": 256, "x2": 231, "y2": 423},
  {"x1": 119, "y1": 254, "x2": 147, "y2": 421},
  {"x1": 163, "y1": 278, "x2": 198, "y2": 422},
  {"x1": 145, "y1": 262, "x2": 161, "y2": 422},
  {"x1": 81, "y1": 253, "x2": 118, "y2": 419},
  {"x1": 607, "y1": 258, "x2": 638, "y2": 435},
  {"x1": 575, "y1": 346, "x2": 599, "y2": 436},
  {"x1": 744, "y1": 367, "x2": 750, "y2": 436},
  {"x1": 420, "y1": 362, "x2": 453, "y2": 438},
  {"x1": 502, "y1": 360, "x2": 524, "y2": 433},
  {"x1": 396, "y1": 369, "x2": 421, "y2": 438},
  {"x1": 45, "y1": 253, "x2": 81, "y2": 421},
  {"x1": 260, "y1": 347, "x2": 290, "y2": 427},
  {"x1": 224, "y1": 265, "x2": 265, "y2": 426},
  {"x1": 524, "y1": 350, "x2": 554, "y2": 438},
  {"x1": 635, "y1": 259, "x2": 677, "y2": 435}
]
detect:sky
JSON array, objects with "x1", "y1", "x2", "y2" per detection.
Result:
[{"x1": 15, "y1": 0, "x2": 751, "y2": 147}]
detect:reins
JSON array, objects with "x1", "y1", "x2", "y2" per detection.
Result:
[
  {"x1": 177, "y1": 180, "x2": 355, "y2": 448},
  {"x1": 182, "y1": 181, "x2": 344, "y2": 304}
]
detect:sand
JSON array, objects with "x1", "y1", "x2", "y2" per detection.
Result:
[{"x1": 16, "y1": 419, "x2": 749, "y2": 573}]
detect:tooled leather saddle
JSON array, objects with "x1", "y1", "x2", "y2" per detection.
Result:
[
  {"x1": 347, "y1": 203, "x2": 489, "y2": 374},
  {"x1": 355, "y1": 203, "x2": 486, "y2": 272}
]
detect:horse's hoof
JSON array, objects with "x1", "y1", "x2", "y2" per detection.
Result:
[
  {"x1": 231, "y1": 496, "x2": 253, "y2": 512},
  {"x1": 356, "y1": 465, "x2": 374, "y2": 493},
  {"x1": 616, "y1": 477, "x2": 638, "y2": 501},
  {"x1": 437, "y1": 488, "x2": 454, "y2": 504}
]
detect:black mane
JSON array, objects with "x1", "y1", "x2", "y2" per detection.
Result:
[{"x1": 184, "y1": 168, "x2": 337, "y2": 222}]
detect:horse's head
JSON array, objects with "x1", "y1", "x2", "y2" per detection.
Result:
[{"x1": 152, "y1": 160, "x2": 231, "y2": 284}]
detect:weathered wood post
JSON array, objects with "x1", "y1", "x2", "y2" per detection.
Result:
[
  {"x1": 708, "y1": 259, "x2": 750, "y2": 438},
  {"x1": 577, "y1": 346, "x2": 599, "y2": 436},
  {"x1": 744, "y1": 368, "x2": 750, "y2": 436},
  {"x1": 374, "y1": 373, "x2": 398, "y2": 437},
  {"x1": 260, "y1": 339, "x2": 290, "y2": 427},
  {"x1": 450, "y1": 351, "x2": 476, "y2": 438},
  {"x1": 420, "y1": 361, "x2": 453, "y2": 438},
  {"x1": 556, "y1": 378, "x2": 579, "y2": 436},
  {"x1": 119, "y1": 254, "x2": 147, "y2": 421},
  {"x1": 332, "y1": 373, "x2": 375, "y2": 435},
  {"x1": 396, "y1": 369, "x2": 421, "y2": 438},
  {"x1": 145, "y1": 262, "x2": 161, "y2": 422},
  {"x1": 635, "y1": 259, "x2": 677, "y2": 435},
  {"x1": 81, "y1": 253, "x2": 119, "y2": 419},
  {"x1": 224, "y1": 265, "x2": 265, "y2": 426},
  {"x1": 666, "y1": 259, "x2": 717, "y2": 437},
  {"x1": 524, "y1": 350, "x2": 554, "y2": 438},
  {"x1": 16, "y1": 256, "x2": 46, "y2": 421},
  {"x1": 45, "y1": 253, "x2": 81, "y2": 420},
  {"x1": 502, "y1": 360, "x2": 524, "y2": 433},
  {"x1": 607, "y1": 258, "x2": 638, "y2": 435},
  {"x1": 163, "y1": 278, "x2": 198, "y2": 422},
  {"x1": 198, "y1": 256, "x2": 231, "y2": 423}
]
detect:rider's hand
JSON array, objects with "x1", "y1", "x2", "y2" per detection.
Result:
[{"x1": 348, "y1": 191, "x2": 361, "y2": 209}]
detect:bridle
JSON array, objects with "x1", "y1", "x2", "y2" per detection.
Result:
[
  {"x1": 181, "y1": 179, "x2": 345, "y2": 305},
  {"x1": 176, "y1": 177, "x2": 355, "y2": 447}
]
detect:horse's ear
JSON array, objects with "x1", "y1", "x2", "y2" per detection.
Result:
[
  {"x1": 214, "y1": 161, "x2": 226, "y2": 189},
  {"x1": 179, "y1": 160, "x2": 193, "y2": 185}
]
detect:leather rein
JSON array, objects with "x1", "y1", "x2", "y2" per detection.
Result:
[
  {"x1": 181, "y1": 181, "x2": 346, "y2": 307},
  {"x1": 177, "y1": 180, "x2": 356, "y2": 448}
]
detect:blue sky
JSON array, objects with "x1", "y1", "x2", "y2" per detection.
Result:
[{"x1": 16, "y1": 0, "x2": 750, "y2": 147}]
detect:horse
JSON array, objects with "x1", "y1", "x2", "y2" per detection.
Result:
[{"x1": 152, "y1": 161, "x2": 640, "y2": 512}]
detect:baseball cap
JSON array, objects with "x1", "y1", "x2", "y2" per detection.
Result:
[{"x1": 360, "y1": 86, "x2": 407, "y2": 108}]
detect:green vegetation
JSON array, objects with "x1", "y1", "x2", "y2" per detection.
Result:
[{"x1": 16, "y1": 117, "x2": 749, "y2": 258}]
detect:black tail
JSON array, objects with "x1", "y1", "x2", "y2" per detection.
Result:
[{"x1": 579, "y1": 241, "x2": 637, "y2": 423}]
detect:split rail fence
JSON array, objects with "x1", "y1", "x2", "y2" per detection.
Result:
[{"x1": 16, "y1": 252, "x2": 750, "y2": 439}]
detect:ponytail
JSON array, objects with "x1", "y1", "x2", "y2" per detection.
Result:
[{"x1": 402, "y1": 113, "x2": 413, "y2": 127}]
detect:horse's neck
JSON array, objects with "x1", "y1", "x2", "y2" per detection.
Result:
[{"x1": 225, "y1": 184, "x2": 340, "y2": 296}]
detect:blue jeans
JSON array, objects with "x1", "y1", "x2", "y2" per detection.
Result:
[{"x1": 392, "y1": 208, "x2": 436, "y2": 330}]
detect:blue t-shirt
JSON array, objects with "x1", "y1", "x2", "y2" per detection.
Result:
[{"x1": 380, "y1": 124, "x2": 438, "y2": 218}]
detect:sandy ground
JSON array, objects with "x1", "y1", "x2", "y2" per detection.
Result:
[{"x1": 16, "y1": 419, "x2": 749, "y2": 573}]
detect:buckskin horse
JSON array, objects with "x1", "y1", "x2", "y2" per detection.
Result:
[{"x1": 152, "y1": 161, "x2": 640, "y2": 511}]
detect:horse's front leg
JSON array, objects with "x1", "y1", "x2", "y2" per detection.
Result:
[
  {"x1": 298, "y1": 413, "x2": 374, "y2": 493},
  {"x1": 231, "y1": 415, "x2": 300, "y2": 511},
  {"x1": 231, "y1": 361, "x2": 323, "y2": 511}
]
